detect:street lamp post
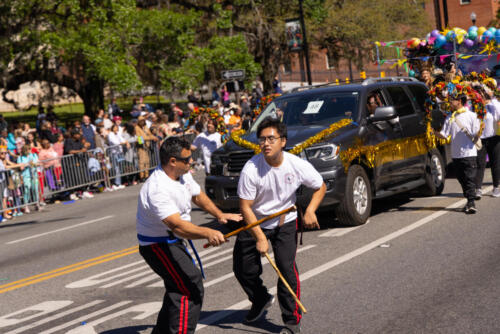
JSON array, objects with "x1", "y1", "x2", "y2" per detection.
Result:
[
  {"x1": 298, "y1": 0, "x2": 312, "y2": 85},
  {"x1": 470, "y1": 12, "x2": 476, "y2": 26}
]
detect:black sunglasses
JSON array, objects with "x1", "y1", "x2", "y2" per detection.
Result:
[{"x1": 173, "y1": 155, "x2": 192, "y2": 163}]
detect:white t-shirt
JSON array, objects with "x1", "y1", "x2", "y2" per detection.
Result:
[
  {"x1": 103, "y1": 118, "x2": 113, "y2": 130},
  {"x1": 136, "y1": 167, "x2": 201, "y2": 245},
  {"x1": 238, "y1": 152, "x2": 323, "y2": 229},
  {"x1": 192, "y1": 131, "x2": 222, "y2": 173},
  {"x1": 440, "y1": 109, "x2": 480, "y2": 159},
  {"x1": 481, "y1": 102, "x2": 500, "y2": 138}
]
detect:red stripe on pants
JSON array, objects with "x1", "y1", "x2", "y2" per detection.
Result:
[
  {"x1": 293, "y1": 262, "x2": 302, "y2": 323},
  {"x1": 178, "y1": 296, "x2": 185, "y2": 334},
  {"x1": 151, "y1": 244, "x2": 190, "y2": 297},
  {"x1": 183, "y1": 296, "x2": 189, "y2": 334}
]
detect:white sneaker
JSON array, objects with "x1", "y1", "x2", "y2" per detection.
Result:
[
  {"x1": 475, "y1": 188, "x2": 482, "y2": 200},
  {"x1": 493, "y1": 187, "x2": 500, "y2": 198},
  {"x1": 69, "y1": 193, "x2": 79, "y2": 201},
  {"x1": 104, "y1": 187, "x2": 114, "y2": 192},
  {"x1": 82, "y1": 191, "x2": 94, "y2": 199},
  {"x1": 117, "y1": 185, "x2": 126, "y2": 190},
  {"x1": 112, "y1": 185, "x2": 122, "y2": 190}
]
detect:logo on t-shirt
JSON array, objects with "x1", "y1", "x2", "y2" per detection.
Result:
[{"x1": 284, "y1": 173, "x2": 295, "y2": 184}]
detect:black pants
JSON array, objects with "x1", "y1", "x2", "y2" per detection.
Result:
[
  {"x1": 233, "y1": 221, "x2": 302, "y2": 325},
  {"x1": 140, "y1": 242, "x2": 203, "y2": 334},
  {"x1": 475, "y1": 136, "x2": 500, "y2": 188},
  {"x1": 453, "y1": 157, "x2": 477, "y2": 202}
]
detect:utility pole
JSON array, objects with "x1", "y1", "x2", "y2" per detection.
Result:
[{"x1": 298, "y1": 0, "x2": 312, "y2": 85}]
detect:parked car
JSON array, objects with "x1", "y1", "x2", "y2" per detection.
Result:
[{"x1": 206, "y1": 77, "x2": 450, "y2": 226}]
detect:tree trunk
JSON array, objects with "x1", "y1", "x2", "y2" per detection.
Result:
[{"x1": 80, "y1": 78, "x2": 104, "y2": 119}]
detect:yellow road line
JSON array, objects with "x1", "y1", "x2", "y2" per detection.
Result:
[{"x1": 0, "y1": 245, "x2": 139, "y2": 294}]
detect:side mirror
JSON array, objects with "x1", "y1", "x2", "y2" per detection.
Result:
[{"x1": 369, "y1": 106, "x2": 397, "y2": 123}]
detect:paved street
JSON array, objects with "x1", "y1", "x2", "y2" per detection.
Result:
[{"x1": 1, "y1": 170, "x2": 499, "y2": 334}]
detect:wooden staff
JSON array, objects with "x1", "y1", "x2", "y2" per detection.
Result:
[
  {"x1": 264, "y1": 252, "x2": 307, "y2": 314},
  {"x1": 203, "y1": 205, "x2": 296, "y2": 248}
]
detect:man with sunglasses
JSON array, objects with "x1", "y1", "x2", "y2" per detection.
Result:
[
  {"x1": 136, "y1": 136, "x2": 242, "y2": 334},
  {"x1": 235, "y1": 117, "x2": 326, "y2": 334}
]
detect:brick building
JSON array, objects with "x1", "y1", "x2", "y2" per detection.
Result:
[
  {"x1": 427, "y1": 0, "x2": 498, "y2": 30},
  {"x1": 279, "y1": 0, "x2": 499, "y2": 88}
]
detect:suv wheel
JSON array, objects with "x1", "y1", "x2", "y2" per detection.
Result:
[
  {"x1": 335, "y1": 165, "x2": 372, "y2": 226},
  {"x1": 419, "y1": 149, "x2": 445, "y2": 196}
]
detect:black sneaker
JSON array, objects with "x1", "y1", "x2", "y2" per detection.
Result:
[
  {"x1": 244, "y1": 294, "x2": 274, "y2": 323},
  {"x1": 465, "y1": 202, "x2": 477, "y2": 214},
  {"x1": 467, "y1": 203, "x2": 477, "y2": 214},
  {"x1": 280, "y1": 323, "x2": 301, "y2": 334}
]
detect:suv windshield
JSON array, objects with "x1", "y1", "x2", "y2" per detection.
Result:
[{"x1": 250, "y1": 91, "x2": 359, "y2": 131}]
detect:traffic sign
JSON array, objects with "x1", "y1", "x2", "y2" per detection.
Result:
[{"x1": 221, "y1": 69, "x2": 245, "y2": 80}]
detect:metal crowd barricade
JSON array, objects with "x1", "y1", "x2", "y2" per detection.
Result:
[
  {"x1": 0, "y1": 134, "x2": 198, "y2": 215},
  {"x1": 0, "y1": 166, "x2": 41, "y2": 215}
]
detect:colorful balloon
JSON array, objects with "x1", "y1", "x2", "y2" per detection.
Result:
[
  {"x1": 477, "y1": 26, "x2": 487, "y2": 36},
  {"x1": 467, "y1": 30, "x2": 477, "y2": 41},
  {"x1": 434, "y1": 35, "x2": 447, "y2": 48},
  {"x1": 445, "y1": 30, "x2": 456, "y2": 42},
  {"x1": 463, "y1": 38, "x2": 475, "y2": 48},
  {"x1": 407, "y1": 38, "x2": 420, "y2": 49},
  {"x1": 488, "y1": 27, "x2": 497, "y2": 33},
  {"x1": 481, "y1": 30, "x2": 493, "y2": 43},
  {"x1": 408, "y1": 69, "x2": 416, "y2": 77},
  {"x1": 430, "y1": 29, "x2": 441, "y2": 38},
  {"x1": 468, "y1": 26, "x2": 478, "y2": 32},
  {"x1": 495, "y1": 29, "x2": 500, "y2": 43}
]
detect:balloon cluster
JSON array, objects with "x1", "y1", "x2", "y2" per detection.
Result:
[{"x1": 406, "y1": 26, "x2": 499, "y2": 53}]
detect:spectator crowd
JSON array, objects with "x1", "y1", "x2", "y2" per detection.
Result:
[{"x1": 0, "y1": 82, "x2": 269, "y2": 222}]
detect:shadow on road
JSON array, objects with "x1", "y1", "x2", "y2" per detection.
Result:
[
  {"x1": 198, "y1": 309, "x2": 282, "y2": 333},
  {"x1": 101, "y1": 325, "x2": 153, "y2": 334},
  {"x1": 0, "y1": 216, "x2": 84, "y2": 229}
]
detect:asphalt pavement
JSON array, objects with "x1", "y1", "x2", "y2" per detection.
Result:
[{"x1": 0, "y1": 169, "x2": 499, "y2": 334}]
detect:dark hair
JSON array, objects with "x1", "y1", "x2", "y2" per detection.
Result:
[
  {"x1": 160, "y1": 136, "x2": 191, "y2": 166},
  {"x1": 444, "y1": 62, "x2": 457, "y2": 72},
  {"x1": 451, "y1": 94, "x2": 467, "y2": 105},
  {"x1": 195, "y1": 122, "x2": 204, "y2": 133},
  {"x1": 256, "y1": 116, "x2": 287, "y2": 139},
  {"x1": 125, "y1": 123, "x2": 135, "y2": 136},
  {"x1": 432, "y1": 75, "x2": 445, "y2": 85}
]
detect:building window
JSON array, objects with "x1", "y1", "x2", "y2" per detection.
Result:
[
  {"x1": 460, "y1": 0, "x2": 471, "y2": 4},
  {"x1": 326, "y1": 51, "x2": 336, "y2": 69},
  {"x1": 282, "y1": 58, "x2": 292, "y2": 74}
]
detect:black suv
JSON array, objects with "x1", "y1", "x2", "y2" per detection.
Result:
[{"x1": 206, "y1": 77, "x2": 449, "y2": 226}]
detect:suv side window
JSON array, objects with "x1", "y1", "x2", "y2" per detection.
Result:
[
  {"x1": 365, "y1": 89, "x2": 386, "y2": 117},
  {"x1": 407, "y1": 85, "x2": 428, "y2": 112},
  {"x1": 385, "y1": 86, "x2": 415, "y2": 117}
]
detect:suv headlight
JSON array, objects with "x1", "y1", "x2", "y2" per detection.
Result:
[{"x1": 305, "y1": 144, "x2": 339, "y2": 161}]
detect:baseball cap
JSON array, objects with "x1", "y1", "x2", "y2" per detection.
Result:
[{"x1": 113, "y1": 116, "x2": 122, "y2": 122}]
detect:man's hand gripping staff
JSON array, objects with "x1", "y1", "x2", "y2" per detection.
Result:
[{"x1": 203, "y1": 205, "x2": 297, "y2": 248}]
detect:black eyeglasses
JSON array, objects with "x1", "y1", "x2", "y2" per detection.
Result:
[
  {"x1": 258, "y1": 136, "x2": 282, "y2": 144},
  {"x1": 173, "y1": 155, "x2": 192, "y2": 163}
]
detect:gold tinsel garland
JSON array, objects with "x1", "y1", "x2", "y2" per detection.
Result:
[
  {"x1": 230, "y1": 119, "x2": 353, "y2": 156},
  {"x1": 288, "y1": 119, "x2": 353, "y2": 155},
  {"x1": 232, "y1": 117, "x2": 448, "y2": 173},
  {"x1": 231, "y1": 129, "x2": 261, "y2": 155},
  {"x1": 339, "y1": 134, "x2": 431, "y2": 172}
]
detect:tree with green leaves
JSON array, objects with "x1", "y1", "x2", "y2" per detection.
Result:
[
  {"x1": 0, "y1": 0, "x2": 260, "y2": 117},
  {"x1": 0, "y1": 0, "x2": 143, "y2": 117},
  {"x1": 308, "y1": 0, "x2": 430, "y2": 77}
]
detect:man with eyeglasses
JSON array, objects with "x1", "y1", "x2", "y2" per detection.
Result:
[
  {"x1": 136, "y1": 136, "x2": 241, "y2": 334},
  {"x1": 235, "y1": 117, "x2": 326, "y2": 334}
]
